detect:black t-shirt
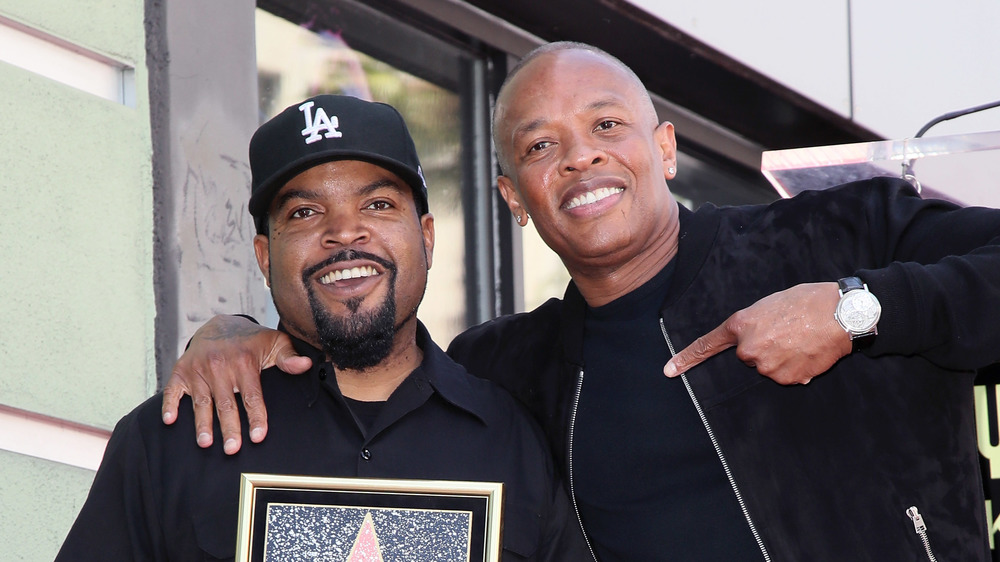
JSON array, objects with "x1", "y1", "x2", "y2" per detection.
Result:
[
  {"x1": 344, "y1": 396, "x2": 385, "y2": 433},
  {"x1": 574, "y1": 261, "x2": 763, "y2": 560}
]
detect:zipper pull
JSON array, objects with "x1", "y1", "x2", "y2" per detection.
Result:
[
  {"x1": 906, "y1": 506, "x2": 926, "y2": 533},
  {"x1": 905, "y1": 506, "x2": 939, "y2": 562}
]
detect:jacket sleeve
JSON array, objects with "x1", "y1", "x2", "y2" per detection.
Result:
[
  {"x1": 530, "y1": 480, "x2": 593, "y2": 562},
  {"x1": 850, "y1": 178, "x2": 1000, "y2": 369},
  {"x1": 447, "y1": 301, "x2": 557, "y2": 397},
  {"x1": 54, "y1": 410, "x2": 164, "y2": 562}
]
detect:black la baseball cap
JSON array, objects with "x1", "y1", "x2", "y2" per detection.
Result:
[{"x1": 248, "y1": 94, "x2": 429, "y2": 234}]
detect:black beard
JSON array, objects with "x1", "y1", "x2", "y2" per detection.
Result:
[
  {"x1": 271, "y1": 247, "x2": 429, "y2": 371},
  {"x1": 298, "y1": 249, "x2": 399, "y2": 370},
  {"x1": 308, "y1": 281, "x2": 397, "y2": 371}
]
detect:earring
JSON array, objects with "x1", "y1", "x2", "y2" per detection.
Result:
[
  {"x1": 668, "y1": 166, "x2": 676, "y2": 175},
  {"x1": 515, "y1": 214, "x2": 522, "y2": 223}
]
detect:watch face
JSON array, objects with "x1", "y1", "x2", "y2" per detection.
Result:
[{"x1": 837, "y1": 290, "x2": 881, "y2": 334}]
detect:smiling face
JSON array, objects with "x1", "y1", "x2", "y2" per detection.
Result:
[
  {"x1": 253, "y1": 160, "x2": 434, "y2": 369},
  {"x1": 494, "y1": 47, "x2": 679, "y2": 278}
]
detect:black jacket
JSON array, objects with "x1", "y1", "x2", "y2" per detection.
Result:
[{"x1": 449, "y1": 178, "x2": 1000, "y2": 561}]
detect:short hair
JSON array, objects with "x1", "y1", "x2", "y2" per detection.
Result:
[{"x1": 491, "y1": 42, "x2": 654, "y2": 175}]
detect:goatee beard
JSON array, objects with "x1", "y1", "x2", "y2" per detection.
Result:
[
  {"x1": 302, "y1": 249, "x2": 398, "y2": 371},
  {"x1": 309, "y1": 278, "x2": 397, "y2": 371}
]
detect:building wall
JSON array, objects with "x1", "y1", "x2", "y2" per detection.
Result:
[
  {"x1": 0, "y1": 0, "x2": 154, "y2": 559},
  {"x1": 850, "y1": 0, "x2": 1000, "y2": 138},
  {"x1": 150, "y1": 0, "x2": 268, "y2": 375},
  {"x1": 632, "y1": 0, "x2": 1000, "y2": 139}
]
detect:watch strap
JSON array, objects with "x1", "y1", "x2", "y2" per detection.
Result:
[
  {"x1": 838, "y1": 276, "x2": 865, "y2": 295},
  {"x1": 852, "y1": 332, "x2": 876, "y2": 353}
]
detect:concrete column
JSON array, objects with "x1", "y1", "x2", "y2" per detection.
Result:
[{"x1": 150, "y1": 0, "x2": 270, "y2": 382}]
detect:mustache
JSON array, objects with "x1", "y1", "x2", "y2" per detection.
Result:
[{"x1": 302, "y1": 249, "x2": 396, "y2": 281}]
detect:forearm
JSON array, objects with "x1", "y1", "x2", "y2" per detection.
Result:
[
  {"x1": 857, "y1": 182, "x2": 1000, "y2": 367},
  {"x1": 860, "y1": 249, "x2": 1000, "y2": 368}
]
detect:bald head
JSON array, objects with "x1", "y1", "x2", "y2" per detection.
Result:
[{"x1": 492, "y1": 42, "x2": 658, "y2": 175}]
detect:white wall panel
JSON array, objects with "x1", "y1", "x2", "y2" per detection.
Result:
[
  {"x1": 629, "y1": 0, "x2": 852, "y2": 119},
  {"x1": 851, "y1": 0, "x2": 1000, "y2": 139},
  {"x1": 630, "y1": 0, "x2": 1000, "y2": 141}
]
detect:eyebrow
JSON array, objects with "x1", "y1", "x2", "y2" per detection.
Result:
[
  {"x1": 509, "y1": 98, "x2": 625, "y2": 144},
  {"x1": 272, "y1": 188, "x2": 320, "y2": 214},
  {"x1": 272, "y1": 177, "x2": 407, "y2": 214},
  {"x1": 511, "y1": 118, "x2": 547, "y2": 143},
  {"x1": 584, "y1": 98, "x2": 622, "y2": 113},
  {"x1": 358, "y1": 177, "x2": 405, "y2": 197}
]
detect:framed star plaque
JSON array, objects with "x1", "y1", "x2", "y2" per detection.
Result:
[{"x1": 235, "y1": 473, "x2": 503, "y2": 562}]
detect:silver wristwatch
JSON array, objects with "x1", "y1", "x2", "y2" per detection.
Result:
[{"x1": 834, "y1": 277, "x2": 881, "y2": 341}]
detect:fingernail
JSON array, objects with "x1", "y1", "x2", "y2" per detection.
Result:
[
  {"x1": 250, "y1": 428, "x2": 264, "y2": 442},
  {"x1": 197, "y1": 433, "x2": 212, "y2": 447},
  {"x1": 664, "y1": 362, "x2": 677, "y2": 377},
  {"x1": 224, "y1": 438, "x2": 238, "y2": 454},
  {"x1": 162, "y1": 412, "x2": 174, "y2": 423}
]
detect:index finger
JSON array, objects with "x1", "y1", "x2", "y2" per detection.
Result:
[{"x1": 663, "y1": 320, "x2": 738, "y2": 377}]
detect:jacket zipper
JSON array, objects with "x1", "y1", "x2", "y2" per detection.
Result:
[
  {"x1": 567, "y1": 369, "x2": 600, "y2": 562},
  {"x1": 659, "y1": 318, "x2": 772, "y2": 561},
  {"x1": 906, "y1": 506, "x2": 938, "y2": 561}
]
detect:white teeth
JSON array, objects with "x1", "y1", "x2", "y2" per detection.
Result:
[
  {"x1": 319, "y1": 265, "x2": 379, "y2": 284},
  {"x1": 564, "y1": 187, "x2": 624, "y2": 210}
]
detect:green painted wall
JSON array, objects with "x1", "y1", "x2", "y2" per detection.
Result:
[
  {"x1": 0, "y1": 62, "x2": 154, "y2": 426},
  {"x1": 0, "y1": 0, "x2": 153, "y2": 559},
  {"x1": 0, "y1": 450, "x2": 100, "y2": 561}
]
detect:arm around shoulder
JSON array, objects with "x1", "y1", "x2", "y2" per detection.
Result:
[{"x1": 161, "y1": 314, "x2": 310, "y2": 454}]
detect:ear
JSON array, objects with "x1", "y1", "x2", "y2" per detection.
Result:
[
  {"x1": 253, "y1": 234, "x2": 271, "y2": 286},
  {"x1": 497, "y1": 175, "x2": 526, "y2": 225},
  {"x1": 655, "y1": 121, "x2": 678, "y2": 180},
  {"x1": 420, "y1": 212, "x2": 435, "y2": 270}
]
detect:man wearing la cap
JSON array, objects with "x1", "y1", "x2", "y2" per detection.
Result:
[{"x1": 55, "y1": 94, "x2": 587, "y2": 561}]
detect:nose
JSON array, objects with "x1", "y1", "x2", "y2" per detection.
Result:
[
  {"x1": 320, "y1": 208, "x2": 370, "y2": 248},
  {"x1": 561, "y1": 133, "x2": 606, "y2": 174}
]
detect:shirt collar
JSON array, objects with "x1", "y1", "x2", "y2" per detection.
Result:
[{"x1": 279, "y1": 321, "x2": 490, "y2": 426}]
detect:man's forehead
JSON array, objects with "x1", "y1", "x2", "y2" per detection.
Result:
[
  {"x1": 518, "y1": 49, "x2": 629, "y2": 87},
  {"x1": 502, "y1": 53, "x2": 638, "y2": 114}
]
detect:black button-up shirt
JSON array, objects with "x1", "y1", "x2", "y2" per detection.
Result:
[{"x1": 56, "y1": 323, "x2": 587, "y2": 561}]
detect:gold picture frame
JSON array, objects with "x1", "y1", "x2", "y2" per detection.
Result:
[{"x1": 235, "y1": 473, "x2": 504, "y2": 562}]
